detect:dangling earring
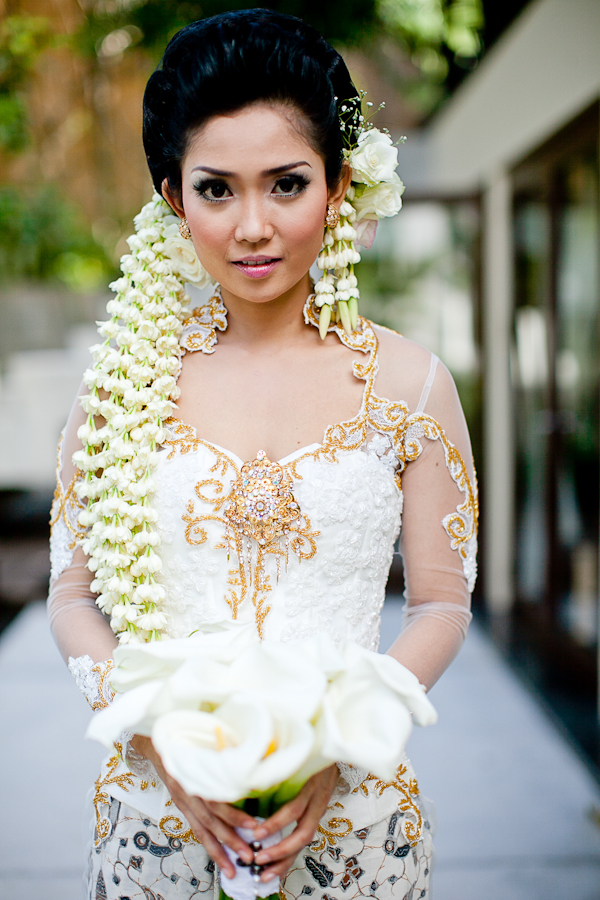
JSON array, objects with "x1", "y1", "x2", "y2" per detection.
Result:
[
  {"x1": 325, "y1": 204, "x2": 340, "y2": 228},
  {"x1": 179, "y1": 217, "x2": 191, "y2": 240}
]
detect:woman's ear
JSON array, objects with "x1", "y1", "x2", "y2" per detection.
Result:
[
  {"x1": 327, "y1": 161, "x2": 352, "y2": 208},
  {"x1": 161, "y1": 178, "x2": 185, "y2": 218}
]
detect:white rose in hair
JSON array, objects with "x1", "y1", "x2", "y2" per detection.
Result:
[
  {"x1": 349, "y1": 130, "x2": 399, "y2": 185},
  {"x1": 353, "y1": 175, "x2": 405, "y2": 221},
  {"x1": 161, "y1": 234, "x2": 212, "y2": 287}
]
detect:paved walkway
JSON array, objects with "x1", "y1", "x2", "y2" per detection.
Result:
[{"x1": 1, "y1": 601, "x2": 600, "y2": 899}]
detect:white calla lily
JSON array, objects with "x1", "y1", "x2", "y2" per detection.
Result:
[
  {"x1": 86, "y1": 679, "x2": 167, "y2": 747},
  {"x1": 152, "y1": 701, "x2": 267, "y2": 801},
  {"x1": 228, "y1": 640, "x2": 328, "y2": 721},
  {"x1": 314, "y1": 643, "x2": 437, "y2": 780},
  {"x1": 242, "y1": 713, "x2": 316, "y2": 794},
  {"x1": 110, "y1": 622, "x2": 257, "y2": 693}
]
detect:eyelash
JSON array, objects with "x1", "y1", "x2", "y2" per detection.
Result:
[{"x1": 192, "y1": 173, "x2": 310, "y2": 203}]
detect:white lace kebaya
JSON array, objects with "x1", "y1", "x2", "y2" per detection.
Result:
[
  {"x1": 48, "y1": 292, "x2": 477, "y2": 858},
  {"x1": 49, "y1": 282, "x2": 477, "y2": 694}
]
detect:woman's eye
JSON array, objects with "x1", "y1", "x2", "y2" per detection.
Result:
[
  {"x1": 272, "y1": 175, "x2": 308, "y2": 196},
  {"x1": 195, "y1": 180, "x2": 232, "y2": 201}
]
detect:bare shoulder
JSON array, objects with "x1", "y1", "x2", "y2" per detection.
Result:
[{"x1": 369, "y1": 321, "x2": 449, "y2": 411}]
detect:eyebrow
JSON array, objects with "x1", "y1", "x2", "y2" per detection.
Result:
[{"x1": 191, "y1": 161, "x2": 312, "y2": 177}]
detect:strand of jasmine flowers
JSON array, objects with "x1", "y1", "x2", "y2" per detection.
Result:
[
  {"x1": 312, "y1": 110, "x2": 404, "y2": 338},
  {"x1": 314, "y1": 192, "x2": 361, "y2": 339},
  {"x1": 72, "y1": 194, "x2": 209, "y2": 643}
]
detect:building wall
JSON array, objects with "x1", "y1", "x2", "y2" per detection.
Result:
[
  {"x1": 427, "y1": 0, "x2": 600, "y2": 192},
  {"x1": 415, "y1": 0, "x2": 600, "y2": 620}
]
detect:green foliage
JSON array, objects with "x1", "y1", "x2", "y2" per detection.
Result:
[
  {"x1": 78, "y1": 0, "x2": 379, "y2": 61},
  {"x1": 0, "y1": 185, "x2": 115, "y2": 290},
  {"x1": 0, "y1": 15, "x2": 53, "y2": 152},
  {"x1": 76, "y1": 0, "x2": 483, "y2": 116},
  {"x1": 377, "y1": 0, "x2": 483, "y2": 81}
]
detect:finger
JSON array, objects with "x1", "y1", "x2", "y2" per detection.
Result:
[
  {"x1": 255, "y1": 821, "x2": 317, "y2": 866},
  {"x1": 197, "y1": 808, "x2": 254, "y2": 862},
  {"x1": 206, "y1": 801, "x2": 258, "y2": 831},
  {"x1": 171, "y1": 797, "x2": 254, "y2": 865},
  {"x1": 260, "y1": 852, "x2": 301, "y2": 882},
  {"x1": 197, "y1": 827, "x2": 237, "y2": 879},
  {"x1": 254, "y1": 792, "x2": 310, "y2": 838}
]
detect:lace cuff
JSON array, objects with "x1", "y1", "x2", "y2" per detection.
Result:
[{"x1": 67, "y1": 654, "x2": 115, "y2": 710}]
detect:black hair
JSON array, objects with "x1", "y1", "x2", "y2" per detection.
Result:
[{"x1": 142, "y1": 8, "x2": 361, "y2": 197}]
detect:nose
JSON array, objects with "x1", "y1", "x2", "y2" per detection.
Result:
[{"x1": 234, "y1": 195, "x2": 274, "y2": 244}]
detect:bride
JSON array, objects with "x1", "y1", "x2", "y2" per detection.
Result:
[{"x1": 48, "y1": 9, "x2": 477, "y2": 899}]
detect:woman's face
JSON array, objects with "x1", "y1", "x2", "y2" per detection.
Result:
[{"x1": 166, "y1": 103, "x2": 343, "y2": 305}]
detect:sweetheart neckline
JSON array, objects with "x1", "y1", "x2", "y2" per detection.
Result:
[{"x1": 187, "y1": 435, "x2": 324, "y2": 469}]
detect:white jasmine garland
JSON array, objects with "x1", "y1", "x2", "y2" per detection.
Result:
[
  {"x1": 73, "y1": 193, "x2": 213, "y2": 644},
  {"x1": 312, "y1": 99, "x2": 405, "y2": 339}
]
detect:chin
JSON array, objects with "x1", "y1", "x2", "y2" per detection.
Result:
[{"x1": 222, "y1": 270, "x2": 308, "y2": 302}]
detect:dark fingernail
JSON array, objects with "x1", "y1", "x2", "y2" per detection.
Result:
[
  {"x1": 250, "y1": 863, "x2": 263, "y2": 876},
  {"x1": 250, "y1": 841, "x2": 262, "y2": 852}
]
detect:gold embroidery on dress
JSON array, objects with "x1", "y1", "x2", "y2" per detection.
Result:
[
  {"x1": 222, "y1": 450, "x2": 319, "y2": 637},
  {"x1": 290, "y1": 311, "x2": 478, "y2": 574},
  {"x1": 226, "y1": 451, "x2": 300, "y2": 546},
  {"x1": 89, "y1": 659, "x2": 116, "y2": 710},
  {"x1": 92, "y1": 743, "x2": 135, "y2": 846},
  {"x1": 180, "y1": 292, "x2": 228, "y2": 354},
  {"x1": 164, "y1": 308, "x2": 478, "y2": 627},
  {"x1": 140, "y1": 778, "x2": 158, "y2": 791},
  {"x1": 353, "y1": 764, "x2": 422, "y2": 846},
  {"x1": 167, "y1": 436, "x2": 319, "y2": 637},
  {"x1": 395, "y1": 413, "x2": 478, "y2": 570},
  {"x1": 50, "y1": 434, "x2": 86, "y2": 548},
  {"x1": 310, "y1": 816, "x2": 354, "y2": 852},
  {"x1": 159, "y1": 814, "x2": 199, "y2": 844}
]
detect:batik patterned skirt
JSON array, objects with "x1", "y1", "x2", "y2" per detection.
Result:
[{"x1": 87, "y1": 759, "x2": 435, "y2": 900}]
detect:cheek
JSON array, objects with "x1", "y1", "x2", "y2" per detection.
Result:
[
  {"x1": 187, "y1": 212, "x2": 224, "y2": 254},
  {"x1": 285, "y1": 197, "x2": 327, "y2": 260}
]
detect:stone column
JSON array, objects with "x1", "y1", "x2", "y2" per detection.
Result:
[{"x1": 483, "y1": 171, "x2": 515, "y2": 615}]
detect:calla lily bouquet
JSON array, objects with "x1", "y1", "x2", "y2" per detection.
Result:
[{"x1": 88, "y1": 622, "x2": 437, "y2": 900}]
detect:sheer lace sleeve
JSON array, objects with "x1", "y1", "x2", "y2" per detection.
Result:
[
  {"x1": 374, "y1": 333, "x2": 477, "y2": 690},
  {"x1": 47, "y1": 385, "x2": 118, "y2": 681}
]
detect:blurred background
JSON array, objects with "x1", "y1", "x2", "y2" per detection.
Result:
[{"x1": 1, "y1": 0, "x2": 600, "y2": 896}]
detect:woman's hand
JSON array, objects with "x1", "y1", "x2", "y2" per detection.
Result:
[
  {"x1": 252, "y1": 765, "x2": 339, "y2": 882},
  {"x1": 129, "y1": 735, "x2": 256, "y2": 878}
]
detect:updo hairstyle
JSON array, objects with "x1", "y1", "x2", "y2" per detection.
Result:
[{"x1": 143, "y1": 8, "x2": 361, "y2": 198}]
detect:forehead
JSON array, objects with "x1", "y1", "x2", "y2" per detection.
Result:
[{"x1": 182, "y1": 103, "x2": 324, "y2": 174}]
